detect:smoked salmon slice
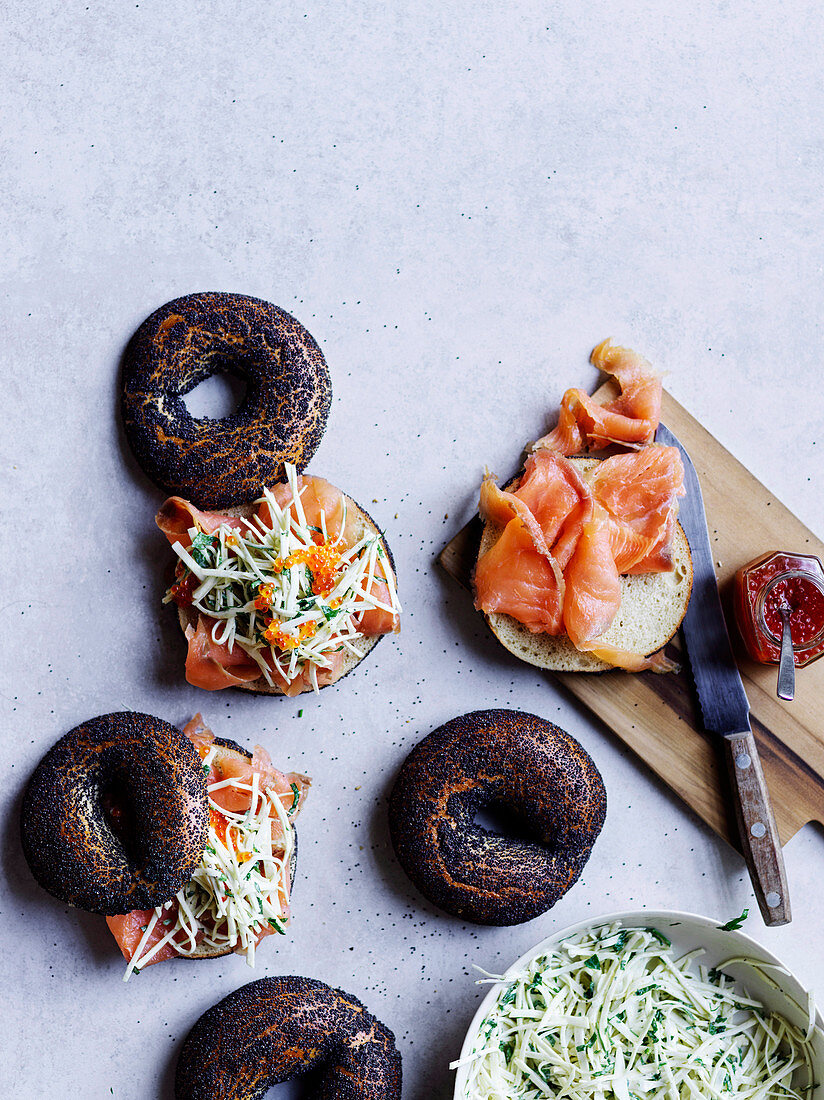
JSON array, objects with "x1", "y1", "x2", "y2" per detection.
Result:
[
  {"x1": 474, "y1": 514, "x2": 566, "y2": 634},
  {"x1": 184, "y1": 615, "x2": 262, "y2": 690},
  {"x1": 589, "y1": 447, "x2": 685, "y2": 574},
  {"x1": 534, "y1": 339, "x2": 663, "y2": 455},
  {"x1": 562, "y1": 510, "x2": 677, "y2": 672},
  {"x1": 257, "y1": 474, "x2": 362, "y2": 547},
  {"x1": 156, "y1": 498, "x2": 249, "y2": 547},
  {"x1": 474, "y1": 451, "x2": 596, "y2": 635},
  {"x1": 562, "y1": 510, "x2": 622, "y2": 645}
]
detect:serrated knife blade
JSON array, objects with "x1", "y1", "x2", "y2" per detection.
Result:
[{"x1": 657, "y1": 423, "x2": 790, "y2": 926}]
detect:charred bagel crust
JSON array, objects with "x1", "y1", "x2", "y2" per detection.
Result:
[
  {"x1": 175, "y1": 490, "x2": 397, "y2": 696},
  {"x1": 21, "y1": 712, "x2": 207, "y2": 915},
  {"x1": 175, "y1": 976, "x2": 402, "y2": 1100},
  {"x1": 186, "y1": 738, "x2": 299, "y2": 961},
  {"x1": 121, "y1": 292, "x2": 332, "y2": 509},
  {"x1": 388, "y1": 710, "x2": 606, "y2": 925}
]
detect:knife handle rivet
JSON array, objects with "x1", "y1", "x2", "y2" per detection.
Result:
[
  {"x1": 766, "y1": 891, "x2": 782, "y2": 908},
  {"x1": 735, "y1": 753, "x2": 752, "y2": 770},
  {"x1": 750, "y1": 822, "x2": 767, "y2": 838}
]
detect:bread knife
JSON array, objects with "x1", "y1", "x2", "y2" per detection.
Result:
[{"x1": 657, "y1": 423, "x2": 790, "y2": 926}]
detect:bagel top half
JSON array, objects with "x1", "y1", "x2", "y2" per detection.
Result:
[
  {"x1": 477, "y1": 456, "x2": 693, "y2": 673},
  {"x1": 21, "y1": 712, "x2": 209, "y2": 915},
  {"x1": 121, "y1": 292, "x2": 332, "y2": 509},
  {"x1": 175, "y1": 491, "x2": 397, "y2": 696}
]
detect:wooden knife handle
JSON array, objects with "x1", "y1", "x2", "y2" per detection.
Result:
[{"x1": 724, "y1": 730, "x2": 791, "y2": 926}]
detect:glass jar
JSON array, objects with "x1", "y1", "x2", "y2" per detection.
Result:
[{"x1": 733, "y1": 551, "x2": 824, "y2": 668}]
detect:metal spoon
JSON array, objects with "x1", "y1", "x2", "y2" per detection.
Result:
[{"x1": 776, "y1": 604, "x2": 795, "y2": 701}]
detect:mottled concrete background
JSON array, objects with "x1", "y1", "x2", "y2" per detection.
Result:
[{"x1": 2, "y1": 1, "x2": 823, "y2": 1096}]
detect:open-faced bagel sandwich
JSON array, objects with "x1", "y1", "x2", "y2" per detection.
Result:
[{"x1": 21, "y1": 711, "x2": 309, "y2": 979}]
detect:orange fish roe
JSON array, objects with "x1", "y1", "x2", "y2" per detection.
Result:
[
  {"x1": 250, "y1": 542, "x2": 341, "y2": 598},
  {"x1": 263, "y1": 620, "x2": 318, "y2": 650},
  {"x1": 284, "y1": 542, "x2": 342, "y2": 596},
  {"x1": 254, "y1": 583, "x2": 275, "y2": 610},
  {"x1": 209, "y1": 807, "x2": 230, "y2": 846},
  {"x1": 168, "y1": 560, "x2": 194, "y2": 606},
  {"x1": 169, "y1": 574, "x2": 196, "y2": 607}
]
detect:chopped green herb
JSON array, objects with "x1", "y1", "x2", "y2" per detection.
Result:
[
  {"x1": 717, "y1": 908, "x2": 749, "y2": 931},
  {"x1": 288, "y1": 783, "x2": 301, "y2": 814},
  {"x1": 189, "y1": 531, "x2": 216, "y2": 568},
  {"x1": 583, "y1": 954, "x2": 601, "y2": 970},
  {"x1": 645, "y1": 926, "x2": 671, "y2": 947}
]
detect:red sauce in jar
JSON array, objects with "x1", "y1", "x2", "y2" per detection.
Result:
[
  {"x1": 734, "y1": 551, "x2": 824, "y2": 668},
  {"x1": 762, "y1": 576, "x2": 824, "y2": 645}
]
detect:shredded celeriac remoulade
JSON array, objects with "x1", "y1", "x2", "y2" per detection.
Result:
[
  {"x1": 123, "y1": 745, "x2": 296, "y2": 981},
  {"x1": 452, "y1": 924, "x2": 817, "y2": 1100}
]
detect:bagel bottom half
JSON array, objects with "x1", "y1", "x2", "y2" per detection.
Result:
[
  {"x1": 477, "y1": 456, "x2": 693, "y2": 672},
  {"x1": 175, "y1": 490, "x2": 395, "y2": 696}
]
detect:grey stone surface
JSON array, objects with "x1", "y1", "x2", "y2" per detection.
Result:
[{"x1": 2, "y1": 1, "x2": 823, "y2": 1096}]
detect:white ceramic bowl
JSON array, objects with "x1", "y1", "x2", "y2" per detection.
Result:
[{"x1": 453, "y1": 909, "x2": 823, "y2": 1100}]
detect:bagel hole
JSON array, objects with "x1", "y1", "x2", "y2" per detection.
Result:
[
  {"x1": 182, "y1": 361, "x2": 248, "y2": 420},
  {"x1": 473, "y1": 801, "x2": 536, "y2": 843},
  {"x1": 99, "y1": 777, "x2": 139, "y2": 856},
  {"x1": 260, "y1": 1068, "x2": 325, "y2": 1097}
]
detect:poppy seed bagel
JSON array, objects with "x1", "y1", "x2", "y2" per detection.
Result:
[
  {"x1": 121, "y1": 292, "x2": 332, "y2": 509},
  {"x1": 175, "y1": 976, "x2": 402, "y2": 1100},
  {"x1": 388, "y1": 710, "x2": 606, "y2": 925},
  {"x1": 21, "y1": 712, "x2": 208, "y2": 915}
]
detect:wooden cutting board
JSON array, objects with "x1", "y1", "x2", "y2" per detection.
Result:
[{"x1": 438, "y1": 386, "x2": 824, "y2": 852}]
